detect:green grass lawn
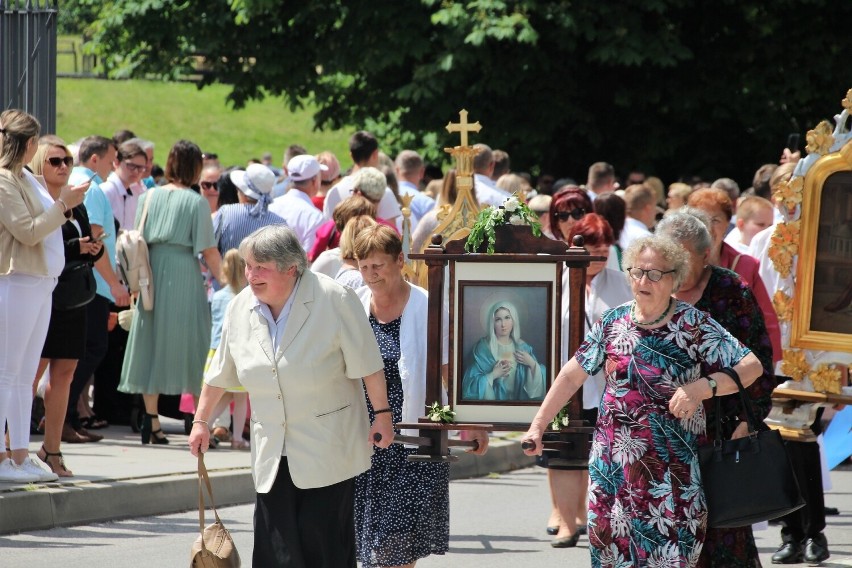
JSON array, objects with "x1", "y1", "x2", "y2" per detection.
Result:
[{"x1": 57, "y1": 77, "x2": 351, "y2": 169}]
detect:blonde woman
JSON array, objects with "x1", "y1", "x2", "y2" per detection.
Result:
[
  {"x1": 0, "y1": 110, "x2": 89, "y2": 482},
  {"x1": 28, "y1": 136, "x2": 103, "y2": 476},
  {"x1": 334, "y1": 215, "x2": 378, "y2": 289}
]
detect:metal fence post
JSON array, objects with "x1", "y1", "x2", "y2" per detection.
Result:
[{"x1": 1, "y1": 0, "x2": 59, "y2": 133}]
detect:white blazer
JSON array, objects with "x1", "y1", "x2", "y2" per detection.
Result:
[{"x1": 205, "y1": 270, "x2": 384, "y2": 492}]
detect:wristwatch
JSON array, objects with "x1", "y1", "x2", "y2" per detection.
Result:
[{"x1": 707, "y1": 377, "x2": 718, "y2": 398}]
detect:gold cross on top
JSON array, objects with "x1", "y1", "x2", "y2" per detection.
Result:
[{"x1": 445, "y1": 109, "x2": 482, "y2": 148}]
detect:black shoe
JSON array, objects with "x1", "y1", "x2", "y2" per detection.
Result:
[
  {"x1": 824, "y1": 506, "x2": 839, "y2": 516},
  {"x1": 803, "y1": 534, "x2": 830, "y2": 565},
  {"x1": 771, "y1": 541, "x2": 803, "y2": 564},
  {"x1": 546, "y1": 526, "x2": 558, "y2": 536}
]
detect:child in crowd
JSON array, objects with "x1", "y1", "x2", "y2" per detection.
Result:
[{"x1": 726, "y1": 195, "x2": 774, "y2": 252}]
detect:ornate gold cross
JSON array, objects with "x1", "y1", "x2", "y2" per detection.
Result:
[{"x1": 445, "y1": 109, "x2": 482, "y2": 148}]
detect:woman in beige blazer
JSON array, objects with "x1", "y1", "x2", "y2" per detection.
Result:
[
  {"x1": 0, "y1": 110, "x2": 89, "y2": 483},
  {"x1": 189, "y1": 224, "x2": 394, "y2": 568}
]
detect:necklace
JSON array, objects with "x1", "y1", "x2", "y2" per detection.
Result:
[{"x1": 631, "y1": 297, "x2": 673, "y2": 326}]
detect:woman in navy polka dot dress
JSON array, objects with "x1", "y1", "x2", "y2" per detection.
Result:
[{"x1": 353, "y1": 225, "x2": 488, "y2": 567}]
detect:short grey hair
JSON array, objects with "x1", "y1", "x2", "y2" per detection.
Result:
[
  {"x1": 394, "y1": 149, "x2": 423, "y2": 175},
  {"x1": 655, "y1": 208, "x2": 713, "y2": 255},
  {"x1": 352, "y1": 167, "x2": 387, "y2": 202},
  {"x1": 622, "y1": 235, "x2": 690, "y2": 292},
  {"x1": 239, "y1": 225, "x2": 308, "y2": 276}
]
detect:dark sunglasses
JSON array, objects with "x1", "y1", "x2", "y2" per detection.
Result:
[
  {"x1": 46, "y1": 156, "x2": 74, "y2": 168},
  {"x1": 200, "y1": 181, "x2": 218, "y2": 191},
  {"x1": 556, "y1": 208, "x2": 586, "y2": 221}
]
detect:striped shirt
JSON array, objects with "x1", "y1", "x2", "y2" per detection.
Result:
[{"x1": 213, "y1": 203, "x2": 288, "y2": 254}]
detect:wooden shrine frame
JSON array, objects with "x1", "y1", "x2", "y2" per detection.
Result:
[
  {"x1": 410, "y1": 225, "x2": 599, "y2": 431},
  {"x1": 792, "y1": 140, "x2": 852, "y2": 353}
]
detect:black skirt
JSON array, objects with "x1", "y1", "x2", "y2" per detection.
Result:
[{"x1": 41, "y1": 304, "x2": 87, "y2": 360}]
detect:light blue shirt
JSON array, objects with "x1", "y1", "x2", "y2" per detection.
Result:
[
  {"x1": 70, "y1": 167, "x2": 117, "y2": 302},
  {"x1": 251, "y1": 276, "x2": 300, "y2": 352},
  {"x1": 398, "y1": 180, "x2": 436, "y2": 221}
]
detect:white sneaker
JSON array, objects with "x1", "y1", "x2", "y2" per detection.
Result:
[
  {"x1": 19, "y1": 457, "x2": 59, "y2": 482},
  {"x1": 0, "y1": 458, "x2": 42, "y2": 483}
]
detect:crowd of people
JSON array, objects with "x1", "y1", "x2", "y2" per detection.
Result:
[{"x1": 0, "y1": 106, "x2": 837, "y2": 567}]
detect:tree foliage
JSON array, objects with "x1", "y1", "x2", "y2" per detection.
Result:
[{"x1": 85, "y1": 0, "x2": 852, "y2": 183}]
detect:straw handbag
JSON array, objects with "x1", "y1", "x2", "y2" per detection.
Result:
[{"x1": 190, "y1": 454, "x2": 241, "y2": 567}]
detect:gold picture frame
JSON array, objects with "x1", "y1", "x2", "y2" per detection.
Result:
[{"x1": 792, "y1": 140, "x2": 852, "y2": 353}]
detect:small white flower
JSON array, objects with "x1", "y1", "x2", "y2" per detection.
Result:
[
  {"x1": 443, "y1": 405, "x2": 451, "y2": 412},
  {"x1": 430, "y1": 414, "x2": 441, "y2": 422},
  {"x1": 504, "y1": 196, "x2": 520, "y2": 212},
  {"x1": 509, "y1": 214, "x2": 524, "y2": 225},
  {"x1": 561, "y1": 416, "x2": 570, "y2": 426},
  {"x1": 551, "y1": 421, "x2": 560, "y2": 431},
  {"x1": 489, "y1": 207, "x2": 504, "y2": 221}
]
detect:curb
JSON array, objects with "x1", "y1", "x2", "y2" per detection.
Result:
[{"x1": 0, "y1": 438, "x2": 531, "y2": 534}]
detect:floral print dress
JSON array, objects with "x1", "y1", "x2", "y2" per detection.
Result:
[{"x1": 575, "y1": 301, "x2": 750, "y2": 568}]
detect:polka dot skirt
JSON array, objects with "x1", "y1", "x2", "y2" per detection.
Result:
[{"x1": 354, "y1": 315, "x2": 450, "y2": 567}]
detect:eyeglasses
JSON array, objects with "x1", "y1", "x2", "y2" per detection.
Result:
[
  {"x1": 625, "y1": 267, "x2": 676, "y2": 282},
  {"x1": 46, "y1": 156, "x2": 74, "y2": 168},
  {"x1": 202, "y1": 152, "x2": 218, "y2": 160},
  {"x1": 200, "y1": 181, "x2": 218, "y2": 191},
  {"x1": 556, "y1": 208, "x2": 586, "y2": 221},
  {"x1": 122, "y1": 162, "x2": 147, "y2": 173}
]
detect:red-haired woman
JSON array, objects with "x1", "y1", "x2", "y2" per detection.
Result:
[
  {"x1": 542, "y1": 213, "x2": 632, "y2": 546},
  {"x1": 549, "y1": 186, "x2": 593, "y2": 243}
]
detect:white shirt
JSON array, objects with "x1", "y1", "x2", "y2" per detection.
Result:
[
  {"x1": 619, "y1": 217, "x2": 652, "y2": 250},
  {"x1": 23, "y1": 170, "x2": 64, "y2": 278},
  {"x1": 269, "y1": 188, "x2": 325, "y2": 252},
  {"x1": 562, "y1": 267, "x2": 632, "y2": 409},
  {"x1": 252, "y1": 277, "x2": 300, "y2": 353},
  {"x1": 322, "y1": 175, "x2": 402, "y2": 222},
  {"x1": 100, "y1": 172, "x2": 146, "y2": 231},
  {"x1": 310, "y1": 247, "x2": 343, "y2": 277},
  {"x1": 473, "y1": 173, "x2": 511, "y2": 207}
]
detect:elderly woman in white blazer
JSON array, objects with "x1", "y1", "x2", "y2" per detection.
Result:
[{"x1": 189, "y1": 225, "x2": 394, "y2": 568}]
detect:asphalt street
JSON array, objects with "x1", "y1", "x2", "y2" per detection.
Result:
[{"x1": 2, "y1": 465, "x2": 850, "y2": 567}]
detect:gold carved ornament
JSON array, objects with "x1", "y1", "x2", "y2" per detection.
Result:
[
  {"x1": 772, "y1": 175, "x2": 804, "y2": 213},
  {"x1": 768, "y1": 220, "x2": 800, "y2": 278},
  {"x1": 780, "y1": 349, "x2": 810, "y2": 382},
  {"x1": 772, "y1": 290, "x2": 794, "y2": 323},
  {"x1": 810, "y1": 364, "x2": 843, "y2": 394},
  {"x1": 805, "y1": 120, "x2": 835, "y2": 155}
]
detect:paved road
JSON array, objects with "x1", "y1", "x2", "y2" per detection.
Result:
[{"x1": 2, "y1": 466, "x2": 851, "y2": 567}]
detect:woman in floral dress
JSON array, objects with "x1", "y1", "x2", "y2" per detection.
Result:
[{"x1": 523, "y1": 235, "x2": 763, "y2": 568}]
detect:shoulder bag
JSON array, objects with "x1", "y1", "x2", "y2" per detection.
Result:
[
  {"x1": 116, "y1": 189, "x2": 154, "y2": 311},
  {"x1": 190, "y1": 453, "x2": 241, "y2": 567},
  {"x1": 698, "y1": 368, "x2": 805, "y2": 528}
]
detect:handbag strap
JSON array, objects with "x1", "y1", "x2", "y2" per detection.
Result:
[
  {"x1": 197, "y1": 453, "x2": 223, "y2": 551},
  {"x1": 712, "y1": 367, "x2": 759, "y2": 443},
  {"x1": 137, "y1": 188, "x2": 154, "y2": 233}
]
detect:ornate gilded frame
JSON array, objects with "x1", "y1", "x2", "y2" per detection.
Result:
[{"x1": 791, "y1": 141, "x2": 852, "y2": 353}]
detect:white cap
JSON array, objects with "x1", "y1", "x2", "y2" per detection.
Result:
[{"x1": 287, "y1": 154, "x2": 328, "y2": 182}]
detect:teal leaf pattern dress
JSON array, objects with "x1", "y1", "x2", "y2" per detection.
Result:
[
  {"x1": 575, "y1": 301, "x2": 750, "y2": 568},
  {"x1": 119, "y1": 187, "x2": 216, "y2": 396}
]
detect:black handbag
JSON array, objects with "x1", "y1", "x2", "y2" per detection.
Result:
[
  {"x1": 53, "y1": 260, "x2": 97, "y2": 310},
  {"x1": 698, "y1": 368, "x2": 805, "y2": 528}
]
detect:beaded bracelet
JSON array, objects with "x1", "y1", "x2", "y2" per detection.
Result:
[{"x1": 192, "y1": 419, "x2": 209, "y2": 426}]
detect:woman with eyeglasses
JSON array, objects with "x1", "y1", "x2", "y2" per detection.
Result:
[
  {"x1": 686, "y1": 189, "x2": 781, "y2": 364},
  {"x1": 549, "y1": 186, "x2": 593, "y2": 242},
  {"x1": 99, "y1": 139, "x2": 149, "y2": 232},
  {"x1": 523, "y1": 234, "x2": 763, "y2": 567},
  {"x1": 26, "y1": 136, "x2": 104, "y2": 477},
  {"x1": 656, "y1": 210, "x2": 776, "y2": 568},
  {"x1": 0, "y1": 110, "x2": 90, "y2": 482},
  {"x1": 541, "y1": 214, "x2": 633, "y2": 548}
]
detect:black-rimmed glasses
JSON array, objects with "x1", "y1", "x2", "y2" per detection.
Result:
[
  {"x1": 625, "y1": 267, "x2": 675, "y2": 282},
  {"x1": 200, "y1": 181, "x2": 218, "y2": 191},
  {"x1": 46, "y1": 156, "x2": 74, "y2": 168},
  {"x1": 556, "y1": 208, "x2": 586, "y2": 221}
]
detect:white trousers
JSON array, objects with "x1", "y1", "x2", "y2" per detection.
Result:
[{"x1": 0, "y1": 274, "x2": 55, "y2": 450}]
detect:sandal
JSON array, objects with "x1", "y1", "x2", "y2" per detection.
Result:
[{"x1": 37, "y1": 445, "x2": 73, "y2": 477}]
